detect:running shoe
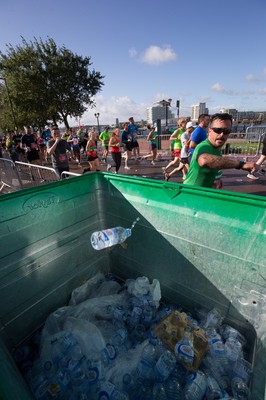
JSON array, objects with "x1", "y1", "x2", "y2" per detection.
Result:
[
  {"x1": 247, "y1": 173, "x2": 259, "y2": 180},
  {"x1": 151, "y1": 161, "x2": 155, "y2": 166},
  {"x1": 107, "y1": 164, "x2": 112, "y2": 172},
  {"x1": 124, "y1": 166, "x2": 131, "y2": 170},
  {"x1": 165, "y1": 173, "x2": 170, "y2": 181}
]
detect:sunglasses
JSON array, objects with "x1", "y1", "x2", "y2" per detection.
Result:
[{"x1": 211, "y1": 127, "x2": 231, "y2": 135}]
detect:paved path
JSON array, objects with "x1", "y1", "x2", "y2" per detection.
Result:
[{"x1": 68, "y1": 151, "x2": 266, "y2": 197}]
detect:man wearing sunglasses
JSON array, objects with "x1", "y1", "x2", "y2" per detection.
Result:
[{"x1": 184, "y1": 113, "x2": 259, "y2": 188}]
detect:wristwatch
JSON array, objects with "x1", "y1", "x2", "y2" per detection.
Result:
[{"x1": 236, "y1": 160, "x2": 245, "y2": 169}]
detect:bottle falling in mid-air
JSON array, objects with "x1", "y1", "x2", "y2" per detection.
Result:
[{"x1": 91, "y1": 217, "x2": 140, "y2": 250}]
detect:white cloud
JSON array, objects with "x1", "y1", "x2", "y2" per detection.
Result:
[
  {"x1": 68, "y1": 94, "x2": 147, "y2": 126},
  {"x1": 245, "y1": 74, "x2": 259, "y2": 82},
  {"x1": 128, "y1": 47, "x2": 138, "y2": 58},
  {"x1": 140, "y1": 45, "x2": 176, "y2": 65},
  {"x1": 211, "y1": 83, "x2": 225, "y2": 93},
  {"x1": 211, "y1": 83, "x2": 235, "y2": 95},
  {"x1": 259, "y1": 88, "x2": 266, "y2": 95}
]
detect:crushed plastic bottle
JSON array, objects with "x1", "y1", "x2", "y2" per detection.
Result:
[{"x1": 91, "y1": 217, "x2": 139, "y2": 250}]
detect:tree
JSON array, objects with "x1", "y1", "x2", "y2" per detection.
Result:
[{"x1": 0, "y1": 37, "x2": 104, "y2": 130}]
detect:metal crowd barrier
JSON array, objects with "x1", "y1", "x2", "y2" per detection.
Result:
[
  {"x1": 0, "y1": 158, "x2": 23, "y2": 193},
  {"x1": 14, "y1": 161, "x2": 60, "y2": 188},
  {"x1": 61, "y1": 171, "x2": 82, "y2": 179}
]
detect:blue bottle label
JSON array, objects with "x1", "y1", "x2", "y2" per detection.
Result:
[
  {"x1": 175, "y1": 341, "x2": 194, "y2": 361},
  {"x1": 87, "y1": 366, "x2": 99, "y2": 383}
]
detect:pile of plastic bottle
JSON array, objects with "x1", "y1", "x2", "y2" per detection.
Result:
[{"x1": 13, "y1": 273, "x2": 252, "y2": 399}]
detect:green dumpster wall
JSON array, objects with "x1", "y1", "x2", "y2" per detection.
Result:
[{"x1": 0, "y1": 172, "x2": 265, "y2": 399}]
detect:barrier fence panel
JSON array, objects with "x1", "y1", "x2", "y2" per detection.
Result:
[
  {"x1": 15, "y1": 161, "x2": 59, "y2": 188},
  {"x1": 0, "y1": 158, "x2": 23, "y2": 193}
]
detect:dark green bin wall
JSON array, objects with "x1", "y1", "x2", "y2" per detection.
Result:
[{"x1": 0, "y1": 172, "x2": 265, "y2": 399}]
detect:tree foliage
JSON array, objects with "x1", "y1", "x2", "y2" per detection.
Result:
[{"x1": 0, "y1": 37, "x2": 104, "y2": 130}]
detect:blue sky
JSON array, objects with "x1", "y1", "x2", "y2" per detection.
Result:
[{"x1": 1, "y1": 0, "x2": 266, "y2": 126}]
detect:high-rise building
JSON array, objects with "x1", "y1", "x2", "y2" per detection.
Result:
[
  {"x1": 191, "y1": 102, "x2": 208, "y2": 121},
  {"x1": 147, "y1": 104, "x2": 175, "y2": 125},
  {"x1": 220, "y1": 108, "x2": 238, "y2": 120}
]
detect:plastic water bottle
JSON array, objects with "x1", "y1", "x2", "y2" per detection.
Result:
[
  {"x1": 26, "y1": 361, "x2": 50, "y2": 400},
  {"x1": 231, "y1": 377, "x2": 251, "y2": 399},
  {"x1": 68, "y1": 367, "x2": 89, "y2": 397},
  {"x1": 141, "y1": 305, "x2": 154, "y2": 326},
  {"x1": 136, "y1": 379, "x2": 153, "y2": 400},
  {"x1": 136, "y1": 339, "x2": 157, "y2": 381},
  {"x1": 202, "y1": 308, "x2": 223, "y2": 330},
  {"x1": 98, "y1": 381, "x2": 129, "y2": 400},
  {"x1": 205, "y1": 374, "x2": 223, "y2": 400},
  {"x1": 122, "y1": 373, "x2": 138, "y2": 398},
  {"x1": 183, "y1": 371, "x2": 207, "y2": 400},
  {"x1": 232, "y1": 357, "x2": 252, "y2": 384},
  {"x1": 154, "y1": 350, "x2": 176, "y2": 382},
  {"x1": 91, "y1": 217, "x2": 139, "y2": 250},
  {"x1": 224, "y1": 337, "x2": 243, "y2": 363},
  {"x1": 174, "y1": 326, "x2": 194, "y2": 367},
  {"x1": 152, "y1": 381, "x2": 167, "y2": 400},
  {"x1": 219, "y1": 324, "x2": 246, "y2": 346},
  {"x1": 165, "y1": 376, "x2": 183, "y2": 399}
]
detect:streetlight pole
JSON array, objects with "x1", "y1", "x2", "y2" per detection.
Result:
[
  {"x1": 176, "y1": 100, "x2": 180, "y2": 120},
  {"x1": 94, "y1": 113, "x2": 100, "y2": 135},
  {"x1": 0, "y1": 76, "x2": 18, "y2": 128}
]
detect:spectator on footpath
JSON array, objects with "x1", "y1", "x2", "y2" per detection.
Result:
[
  {"x1": 86, "y1": 130, "x2": 101, "y2": 172},
  {"x1": 189, "y1": 113, "x2": 210, "y2": 155},
  {"x1": 99, "y1": 126, "x2": 110, "y2": 163},
  {"x1": 128, "y1": 117, "x2": 140, "y2": 160},
  {"x1": 184, "y1": 113, "x2": 259, "y2": 189},
  {"x1": 22, "y1": 125, "x2": 42, "y2": 165},
  {"x1": 141, "y1": 125, "x2": 158, "y2": 165},
  {"x1": 247, "y1": 133, "x2": 266, "y2": 180},
  {"x1": 165, "y1": 121, "x2": 195, "y2": 181},
  {"x1": 47, "y1": 125, "x2": 69, "y2": 178},
  {"x1": 162, "y1": 117, "x2": 187, "y2": 175},
  {"x1": 121, "y1": 123, "x2": 132, "y2": 170},
  {"x1": 107, "y1": 128, "x2": 123, "y2": 174}
]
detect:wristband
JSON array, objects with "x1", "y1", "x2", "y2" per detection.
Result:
[{"x1": 236, "y1": 160, "x2": 245, "y2": 169}]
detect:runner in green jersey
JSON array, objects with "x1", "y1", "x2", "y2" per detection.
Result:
[{"x1": 184, "y1": 113, "x2": 258, "y2": 188}]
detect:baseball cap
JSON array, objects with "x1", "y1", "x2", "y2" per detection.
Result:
[{"x1": 186, "y1": 121, "x2": 196, "y2": 129}]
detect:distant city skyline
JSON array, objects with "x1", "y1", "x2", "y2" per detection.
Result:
[{"x1": 1, "y1": 0, "x2": 266, "y2": 126}]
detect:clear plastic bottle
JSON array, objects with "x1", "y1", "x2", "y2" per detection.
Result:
[
  {"x1": 220, "y1": 324, "x2": 246, "y2": 347},
  {"x1": 152, "y1": 381, "x2": 167, "y2": 400},
  {"x1": 202, "y1": 308, "x2": 223, "y2": 330},
  {"x1": 136, "y1": 339, "x2": 157, "y2": 381},
  {"x1": 91, "y1": 218, "x2": 139, "y2": 250},
  {"x1": 174, "y1": 326, "x2": 194, "y2": 367},
  {"x1": 205, "y1": 374, "x2": 223, "y2": 400},
  {"x1": 154, "y1": 350, "x2": 177, "y2": 382},
  {"x1": 231, "y1": 376, "x2": 251, "y2": 399},
  {"x1": 224, "y1": 337, "x2": 243, "y2": 363},
  {"x1": 232, "y1": 357, "x2": 252, "y2": 384},
  {"x1": 98, "y1": 381, "x2": 129, "y2": 400},
  {"x1": 165, "y1": 376, "x2": 183, "y2": 399},
  {"x1": 183, "y1": 371, "x2": 207, "y2": 400}
]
